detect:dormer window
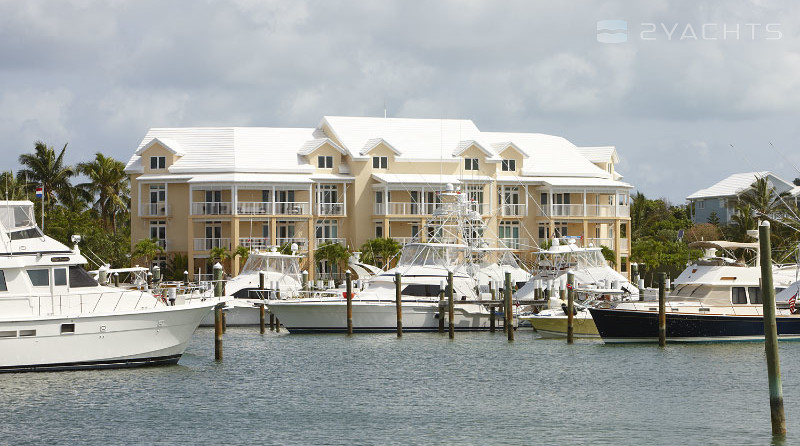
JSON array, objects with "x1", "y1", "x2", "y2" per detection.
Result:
[
  {"x1": 150, "y1": 156, "x2": 166, "y2": 169},
  {"x1": 465, "y1": 158, "x2": 479, "y2": 171},
  {"x1": 373, "y1": 156, "x2": 388, "y2": 169},
  {"x1": 501, "y1": 159, "x2": 516, "y2": 172},
  {"x1": 318, "y1": 155, "x2": 333, "y2": 168}
]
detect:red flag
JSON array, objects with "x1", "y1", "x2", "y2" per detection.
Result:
[{"x1": 789, "y1": 292, "x2": 797, "y2": 314}]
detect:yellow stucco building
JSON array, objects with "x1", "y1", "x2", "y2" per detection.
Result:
[{"x1": 124, "y1": 116, "x2": 632, "y2": 280}]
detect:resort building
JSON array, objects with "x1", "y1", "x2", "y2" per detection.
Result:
[
  {"x1": 687, "y1": 171, "x2": 800, "y2": 225},
  {"x1": 124, "y1": 116, "x2": 633, "y2": 280}
]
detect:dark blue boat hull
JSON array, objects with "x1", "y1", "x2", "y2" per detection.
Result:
[{"x1": 588, "y1": 308, "x2": 800, "y2": 343}]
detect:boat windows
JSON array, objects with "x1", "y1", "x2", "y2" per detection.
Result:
[
  {"x1": 402, "y1": 284, "x2": 442, "y2": 297},
  {"x1": 27, "y1": 269, "x2": 49, "y2": 287},
  {"x1": 732, "y1": 287, "x2": 748, "y2": 304},
  {"x1": 60, "y1": 323, "x2": 75, "y2": 334},
  {"x1": 0, "y1": 270, "x2": 6, "y2": 292},
  {"x1": 748, "y1": 287, "x2": 762, "y2": 304},
  {"x1": 54, "y1": 268, "x2": 67, "y2": 286},
  {"x1": 9, "y1": 227, "x2": 43, "y2": 240},
  {"x1": 68, "y1": 266, "x2": 99, "y2": 288}
]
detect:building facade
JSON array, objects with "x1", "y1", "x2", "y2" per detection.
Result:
[{"x1": 125, "y1": 116, "x2": 633, "y2": 280}]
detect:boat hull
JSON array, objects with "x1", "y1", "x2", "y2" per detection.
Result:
[
  {"x1": 200, "y1": 299, "x2": 264, "y2": 326},
  {"x1": 589, "y1": 308, "x2": 800, "y2": 343},
  {"x1": 523, "y1": 312, "x2": 599, "y2": 338},
  {"x1": 0, "y1": 301, "x2": 217, "y2": 372},
  {"x1": 267, "y1": 300, "x2": 507, "y2": 333}
]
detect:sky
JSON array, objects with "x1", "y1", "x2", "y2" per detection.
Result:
[{"x1": 1, "y1": 0, "x2": 799, "y2": 203}]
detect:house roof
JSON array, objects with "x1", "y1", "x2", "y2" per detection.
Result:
[
  {"x1": 575, "y1": 146, "x2": 619, "y2": 164},
  {"x1": 685, "y1": 171, "x2": 790, "y2": 200}
]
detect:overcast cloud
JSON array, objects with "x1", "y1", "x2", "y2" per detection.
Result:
[{"x1": 1, "y1": 0, "x2": 799, "y2": 202}]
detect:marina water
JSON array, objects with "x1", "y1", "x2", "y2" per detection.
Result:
[{"x1": 3, "y1": 328, "x2": 799, "y2": 445}]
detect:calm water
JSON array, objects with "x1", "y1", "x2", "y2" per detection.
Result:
[{"x1": 2, "y1": 328, "x2": 799, "y2": 445}]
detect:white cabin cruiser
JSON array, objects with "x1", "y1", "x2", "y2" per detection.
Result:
[
  {"x1": 267, "y1": 186, "x2": 514, "y2": 332},
  {"x1": 0, "y1": 201, "x2": 221, "y2": 372}
]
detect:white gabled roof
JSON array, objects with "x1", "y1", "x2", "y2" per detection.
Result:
[
  {"x1": 686, "y1": 171, "x2": 779, "y2": 199},
  {"x1": 135, "y1": 137, "x2": 186, "y2": 156},
  {"x1": 576, "y1": 146, "x2": 619, "y2": 164}
]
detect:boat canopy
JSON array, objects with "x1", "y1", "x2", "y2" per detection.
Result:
[
  {"x1": 398, "y1": 243, "x2": 467, "y2": 268},
  {"x1": 241, "y1": 254, "x2": 302, "y2": 278},
  {"x1": 688, "y1": 241, "x2": 759, "y2": 251}
]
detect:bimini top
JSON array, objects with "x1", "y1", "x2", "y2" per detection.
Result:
[{"x1": 688, "y1": 241, "x2": 759, "y2": 251}]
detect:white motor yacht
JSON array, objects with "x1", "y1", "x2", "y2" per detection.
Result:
[
  {"x1": 267, "y1": 186, "x2": 513, "y2": 332},
  {"x1": 0, "y1": 201, "x2": 222, "y2": 372}
]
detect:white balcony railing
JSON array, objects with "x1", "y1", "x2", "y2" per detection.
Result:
[
  {"x1": 585, "y1": 238, "x2": 614, "y2": 249},
  {"x1": 393, "y1": 236, "x2": 421, "y2": 245},
  {"x1": 140, "y1": 202, "x2": 170, "y2": 217},
  {"x1": 316, "y1": 237, "x2": 346, "y2": 247},
  {"x1": 537, "y1": 204, "x2": 631, "y2": 218},
  {"x1": 237, "y1": 202, "x2": 273, "y2": 215},
  {"x1": 276, "y1": 237, "x2": 308, "y2": 250},
  {"x1": 467, "y1": 202, "x2": 488, "y2": 215},
  {"x1": 193, "y1": 238, "x2": 231, "y2": 251},
  {"x1": 239, "y1": 237, "x2": 271, "y2": 250},
  {"x1": 500, "y1": 203, "x2": 527, "y2": 217},
  {"x1": 191, "y1": 202, "x2": 232, "y2": 215},
  {"x1": 317, "y1": 202, "x2": 345, "y2": 216},
  {"x1": 499, "y1": 237, "x2": 530, "y2": 250},
  {"x1": 275, "y1": 202, "x2": 310, "y2": 215}
]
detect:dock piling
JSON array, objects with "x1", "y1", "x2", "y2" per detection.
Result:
[
  {"x1": 395, "y1": 272, "x2": 403, "y2": 337},
  {"x1": 759, "y1": 221, "x2": 786, "y2": 436},
  {"x1": 658, "y1": 272, "x2": 666, "y2": 347},
  {"x1": 213, "y1": 262, "x2": 224, "y2": 361},
  {"x1": 505, "y1": 272, "x2": 514, "y2": 341},
  {"x1": 346, "y1": 270, "x2": 353, "y2": 336},
  {"x1": 567, "y1": 272, "x2": 575, "y2": 344},
  {"x1": 438, "y1": 282, "x2": 445, "y2": 333},
  {"x1": 448, "y1": 271, "x2": 454, "y2": 339}
]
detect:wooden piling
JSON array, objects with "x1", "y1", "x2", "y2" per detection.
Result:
[
  {"x1": 505, "y1": 272, "x2": 514, "y2": 341},
  {"x1": 346, "y1": 270, "x2": 353, "y2": 336},
  {"x1": 275, "y1": 318, "x2": 280, "y2": 333},
  {"x1": 213, "y1": 263, "x2": 223, "y2": 361},
  {"x1": 259, "y1": 304, "x2": 266, "y2": 334},
  {"x1": 438, "y1": 289, "x2": 445, "y2": 333},
  {"x1": 658, "y1": 272, "x2": 667, "y2": 347},
  {"x1": 759, "y1": 221, "x2": 786, "y2": 435},
  {"x1": 448, "y1": 271, "x2": 454, "y2": 339},
  {"x1": 567, "y1": 272, "x2": 575, "y2": 344},
  {"x1": 112, "y1": 272, "x2": 119, "y2": 287},
  {"x1": 221, "y1": 311, "x2": 227, "y2": 334},
  {"x1": 395, "y1": 272, "x2": 403, "y2": 337},
  {"x1": 269, "y1": 312, "x2": 275, "y2": 331}
]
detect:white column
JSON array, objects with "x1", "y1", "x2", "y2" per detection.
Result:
[
  {"x1": 523, "y1": 184, "x2": 528, "y2": 217},
  {"x1": 583, "y1": 189, "x2": 587, "y2": 217},
  {"x1": 232, "y1": 185, "x2": 238, "y2": 216}
]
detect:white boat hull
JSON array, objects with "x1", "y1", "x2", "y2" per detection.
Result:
[
  {"x1": 0, "y1": 301, "x2": 217, "y2": 372},
  {"x1": 267, "y1": 300, "x2": 512, "y2": 333},
  {"x1": 200, "y1": 299, "x2": 266, "y2": 326}
]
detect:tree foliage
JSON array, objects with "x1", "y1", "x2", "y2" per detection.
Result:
[{"x1": 358, "y1": 237, "x2": 402, "y2": 268}]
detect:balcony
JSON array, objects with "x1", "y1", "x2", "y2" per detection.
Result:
[
  {"x1": 276, "y1": 237, "x2": 308, "y2": 250},
  {"x1": 499, "y1": 237, "x2": 530, "y2": 250},
  {"x1": 374, "y1": 202, "x2": 438, "y2": 216},
  {"x1": 537, "y1": 204, "x2": 630, "y2": 218},
  {"x1": 140, "y1": 202, "x2": 170, "y2": 217},
  {"x1": 500, "y1": 204, "x2": 527, "y2": 217},
  {"x1": 316, "y1": 237, "x2": 346, "y2": 246},
  {"x1": 191, "y1": 202, "x2": 232, "y2": 215},
  {"x1": 275, "y1": 201, "x2": 310, "y2": 215},
  {"x1": 193, "y1": 238, "x2": 231, "y2": 251},
  {"x1": 317, "y1": 202, "x2": 346, "y2": 216},
  {"x1": 239, "y1": 237, "x2": 271, "y2": 250},
  {"x1": 237, "y1": 202, "x2": 273, "y2": 215}
]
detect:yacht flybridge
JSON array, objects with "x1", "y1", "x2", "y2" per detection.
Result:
[{"x1": 0, "y1": 201, "x2": 222, "y2": 372}]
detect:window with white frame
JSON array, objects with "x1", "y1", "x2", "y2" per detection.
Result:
[
  {"x1": 466, "y1": 185, "x2": 484, "y2": 214},
  {"x1": 150, "y1": 156, "x2": 166, "y2": 169},
  {"x1": 697, "y1": 200, "x2": 705, "y2": 210},
  {"x1": 499, "y1": 221, "x2": 520, "y2": 248},
  {"x1": 501, "y1": 159, "x2": 516, "y2": 171},
  {"x1": 316, "y1": 219, "x2": 339, "y2": 241},
  {"x1": 372, "y1": 156, "x2": 388, "y2": 169},
  {"x1": 375, "y1": 222, "x2": 383, "y2": 238},
  {"x1": 150, "y1": 220, "x2": 166, "y2": 249},
  {"x1": 464, "y1": 158, "x2": 479, "y2": 171},
  {"x1": 318, "y1": 155, "x2": 333, "y2": 168}
]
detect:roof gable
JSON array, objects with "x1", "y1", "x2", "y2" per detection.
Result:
[{"x1": 135, "y1": 137, "x2": 185, "y2": 156}]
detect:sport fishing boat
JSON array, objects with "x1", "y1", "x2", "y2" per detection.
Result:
[
  {"x1": 589, "y1": 239, "x2": 800, "y2": 343},
  {"x1": 0, "y1": 200, "x2": 222, "y2": 372},
  {"x1": 200, "y1": 247, "x2": 304, "y2": 326},
  {"x1": 517, "y1": 237, "x2": 636, "y2": 337},
  {"x1": 267, "y1": 186, "x2": 516, "y2": 333}
]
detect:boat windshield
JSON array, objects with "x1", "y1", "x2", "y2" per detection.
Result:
[
  {"x1": 241, "y1": 255, "x2": 301, "y2": 277},
  {"x1": 0, "y1": 203, "x2": 41, "y2": 239},
  {"x1": 473, "y1": 250, "x2": 520, "y2": 268},
  {"x1": 535, "y1": 250, "x2": 606, "y2": 271},
  {"x1": 398, "y1": 244, "x2": 466, "y2": 267}
]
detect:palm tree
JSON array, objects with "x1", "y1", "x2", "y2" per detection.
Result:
[
  {"x1": 729, "y1": 204, "x2": 756, "y2": 242},
  {"x1": 132, "y1": 238, "x2": 165, "y2": 267},
  {"x1": 738, "y1": 177, "x2": 790, "y2": 222},
  {"x1": 234, "y1": 245, "x2": 250, "y2": 269},
  {"x1": 207, "y1": 246, "x2": 231, "y2": 267},
  {"x1": 630, "y1": 191, "x2": 648, "y2": 237},
  {"x1": 0, "y1": 171, "x2": 29, "y2": 200},
  {"x1": 359, "y1": 237, "x2": 402, "y2": 268},
  {"x1": 17, "y1": 141, "x2": 77, "y2": 209},
  {"x1": 315, "y1": 242, "x2": 350, "y2": 281},
  {"x1": 76, "y1": 153, "x2": 130, "y2": 234}
]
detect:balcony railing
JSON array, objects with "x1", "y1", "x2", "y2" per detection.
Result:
[
  {"x1": 500, "y1": 203, "x2": 527, "y2": 217},
  {"x1": 276, "y1": 237, "x2": 308, "y2": 250},
  {"x1": 239, "y1": 237, "x2": 271, "y2": 250},
  {"x1": 275, "y1": 202, "x2": 310, "y2": 215},
  {"x1": 393, "y1": 236, "x2": 421, "y2": 245},
  {"x1": 537, "y1": 204, "x2": 631, "y2": 218},
  {"x1": 499, "y1": 237, "x2": 530, "y2": 250},
  {"x1": 317, "y1": 202, "x2": 345, "y2": 216},
  {"x1": 193, "y1": 238, "x2": 231, "y2": 251},
  {"x1": 140, "y1": 202, "x2": 170, "y2": 217},
  {"x1": 316, "y1": 237, "x2": 346, "y2": 247},
  {"x1": 191, "y1": 202, "x2": 232, "y2": 215},
  {"x1": 237, "y1": 202, "x2": 273, "y2": 215}
]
